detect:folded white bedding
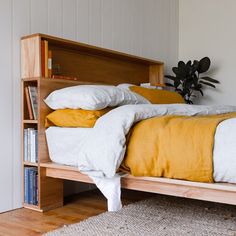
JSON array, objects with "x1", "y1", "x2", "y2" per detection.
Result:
[
  {"x1": 46, "y1": 127, "x2": 92, "y2": 166},
  {"x1": 46, "y1": 104, "x2": 236, "y2": 211}
]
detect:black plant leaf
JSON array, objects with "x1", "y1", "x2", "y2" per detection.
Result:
[
  {"x1": 165, "y1": 57, "x2": 219, "y2": 104},
  {"x1": 197, "y1": 57, "x2": 211, "y2": 73},
  {"x1": 200, "y1": 76, "x2": 220, "y2": 84},
  {"x1": 165, "y1": 75, "x2": 176, "y2": 81},
  {"x1": 199, "y1": 80, "x2": 216, "y2": 88},
  {"x1": 165, "y1": 83, "x2": 175, "y2": 87},
  {"x1": 199, "y1": 89, "x2": 204, "y2": 96}
]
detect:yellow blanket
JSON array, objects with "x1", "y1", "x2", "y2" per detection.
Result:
[{"x1": 121, "y1": 112, "x2": 236, "y2": 183}]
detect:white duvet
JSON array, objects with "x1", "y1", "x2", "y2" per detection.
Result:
[{"x1": 46, "y1": 104, "x2": 236, "y2": 211}]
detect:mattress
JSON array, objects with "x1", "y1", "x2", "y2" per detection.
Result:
[{"x1": 46, "y1": 118, "x2": 236, "y2": 184}]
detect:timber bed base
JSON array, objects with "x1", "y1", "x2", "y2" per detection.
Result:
[
  {"x1": 40, "y1": 162, "x2": 236, "y2": 206},
  {"x1": 21, "y1": 34, "x2": 236, "y2": 211}
]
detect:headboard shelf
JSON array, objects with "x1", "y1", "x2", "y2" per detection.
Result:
[
  {"x1": 22, "y1": 33, "x2": 163, "y2": 65},
  {"x1": 21, "y1": 33, "x2": 164, "y2": 86}
]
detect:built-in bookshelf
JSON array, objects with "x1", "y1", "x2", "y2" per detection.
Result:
[{"x1": 21, "y1": 33, "x2": 164, "y2": 211}]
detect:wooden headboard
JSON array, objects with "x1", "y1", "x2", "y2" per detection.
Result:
[
  {"x1": 21, "y1": 33, "x2": 165, "y2": 164},
  {"x1": 21, "y1": 33, "x2": 164, "y2": 86},
  {"x1": 21, "y1": 33, "x2": 164, "y2": 211}
]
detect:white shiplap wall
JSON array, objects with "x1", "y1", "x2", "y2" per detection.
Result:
[
  {"x1": 0, "y1": 0, "x2": 178, "y2": 212},
  {"x1": 179, "y1": 0, "x2": 236, "y2": 105}
]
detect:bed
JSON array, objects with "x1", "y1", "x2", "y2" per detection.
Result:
[
  {"x1": 26, "y1": 33, "x2": 236, "y2": 212},
  {"x1": 41, "y1": 91, "x2": 236, "y2": 212},
  {"x1": 44, "y1": 103, "x2": 236, "y2": 211}
]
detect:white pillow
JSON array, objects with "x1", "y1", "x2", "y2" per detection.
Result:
[
  {"x1": 44, "y1": 85, "x2": 149, "y2": 110},
  {"x1": 116, "y1": 83, "x2": 135, "y2": 90}
]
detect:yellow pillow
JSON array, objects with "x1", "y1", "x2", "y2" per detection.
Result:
[
  {"x1": 45, "y1": 108, "x2": 111, "y2": 128},
  {"x1": 129, "y1": 86, "x2": 185, "y2": 104}
]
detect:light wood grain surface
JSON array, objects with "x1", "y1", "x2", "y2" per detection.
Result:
[{"x1": 0, "y1": 189, "x2": 154, "y2": 236}]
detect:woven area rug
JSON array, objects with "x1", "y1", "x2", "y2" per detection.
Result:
[{"x1": 44, "y1": 195, "x2": 236, "y2": 236}]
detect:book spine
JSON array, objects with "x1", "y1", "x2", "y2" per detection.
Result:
[
  {"x1": 36, "y1": 172, "x2": 38, "y2": 205},
  {"x1": 45, "y1": 40, "x2": 48, "y2": 78},
  {"x1": 27, "y1": 128, "x2": 31, "y2": 162},
  {"x1": 52, "y1": 75, "x2": 80, "y2": 81},
  {"x1": 32, "y1": 170, "x2": 36, "y2": 205},
  {"x1": 28, "y1": 86, "x2": 36, "y2": 120},
  {"x1": 24, "y1": 129, "x2": 27, "y2": 161},
  {"x1": 25, "y1": 87, "x2": 34, "y2": 120},
  {"x1": 29, "y1": 168, "x2": 34, "y2": 204},
  {"x1": 28, "y1": 86, "x2": 38, "y2": 120},
  {"x1": 30, "y1": 129, "x2": 34, "y2": 163},
  {"x1": 31, "y1": 129, "x2": 35, "y2": 163},
  {"x1": 35, "y1": 130, "x2": 38, "y2": 163},
  {"x1": 41, "y1": 40, "x2": 45, "y2": 77},
  {"x1": 48, "y1": 50, "x2": 52, "y2": 78},
  {"x1": 24, "y1": 168, "x2": 28, "y2": 203}
]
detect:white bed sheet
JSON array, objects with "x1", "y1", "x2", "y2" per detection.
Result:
[
  {"x1": 46, "y1": 127, "x2": 92, "y2": 167},
  {"x1": 46, "y1": 118, "x2": 236, "y2": 184}
]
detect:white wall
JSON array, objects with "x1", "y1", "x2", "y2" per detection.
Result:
[
  {"x1": 0, "y1": 0, "x2": 179, "y2": 212},
  {"x1": 179, "y1": 0, "x2": 236, "y2": 105}
]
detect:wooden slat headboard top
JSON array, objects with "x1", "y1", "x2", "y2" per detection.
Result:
[
  {"x1": 21, "y1": 33, "x2": 163, "y2": 65},
  {"x1": 21, "y1": 33, "x2": 164, "y2": 85}
]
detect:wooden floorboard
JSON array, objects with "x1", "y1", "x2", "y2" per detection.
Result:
[{"x1": 0, "y1": 189, "x2": 154, "y2": 236}]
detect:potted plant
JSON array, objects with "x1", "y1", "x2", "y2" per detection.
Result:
[{"x1": 165, "y1": 57, "x2": 220, "y2": 104}]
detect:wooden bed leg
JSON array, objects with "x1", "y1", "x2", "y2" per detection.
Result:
[{"x1": 39, "y1": 167, "x2": 64, "y2": 212}]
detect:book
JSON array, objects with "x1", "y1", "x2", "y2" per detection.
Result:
[
  {"x1": 25, "y1": 87, "x2": 34, "y2": 120},
  {"x1": 41, "y1": 40, "x2": 45, "y2": 77},
  {"x1": 31, "y1": 129, "x2": 35, "y2": 163},
  {"x1": 35, "y1": 130, "x2": 38, "y2": 162},
  {"x1": 32, "y1": 170, "x2": 37, "y2": 205},
  {"x1": 29, "y1": 168, "x2": 34, "y2": 204},
  {"x1": 52, "y1": 75, "x2": 80, "y2": 81},
  {"x1": 28, "y1": 86, "x2": 38, "y2": 120},
  {"x1": 24, "y1": 168, "x2": 29, "y2": 203},
  {"x1": 27, "y1": 128, "x2": 31, "y2": 162},
  {"x1": 45, "y1": 40, "x2": 48, "y2": 77},
  {"x1": 25, "y1": 167, "x2": 38, "y2": 205},
  {"x1": 24, "y1": 128, "x2": 38, "y2": 163},
  {"x1": 35, "y1": 172, "x2": 38, "y2": 205},
  {"x1": 24, "y1": 129, "x2": 28, "y2": 161},
  {"x1": 48, "y1": 50, "x2": 52, "y2": 78}
]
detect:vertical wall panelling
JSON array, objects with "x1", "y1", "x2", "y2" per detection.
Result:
[
  {"x1": 88, "y1": 0, "x2": 102, "y2": 46},
  {"x1": 76, "y1": 0, "x2": 89, "y2": 43},
  {"x1": 48, "y1": 0, "x2": 63, "y2": 37},
  {"x1": 122, "y1": 0, "x2": 135, "y2": 54},
  {"x1": 167, "y1": 0, "x2": 179, "y2": 73},
  {"x1": 12, "y1": 0, "x2": 30, "y2": 209},
  {"x1": 140, "y1": 0, "x2": 157, "y2": 59},
  {"x1": 179, "y1": 0, "x2": 236, "y2": 105},
  {"x1": 101, "y1": 0, "x2": 113, "y2": 49},
  {"x1": 112, "y1": 0, "x2": 126, "y2": 52},
  {"x1": 30, "y1": 0, "x2": 48, "y2": 34},
  {"x1": 0, "y1": 0, "x2": 179, "y2": 212},
  {"x1": 128, "y1": 0, "x2": 141, "y2": 56},
  {"x1": 0, "y1": 0, "x2": 13, "y2": 212},
  {"x1": 62, "y1": 0, "x2": 77, "y2": 40}
]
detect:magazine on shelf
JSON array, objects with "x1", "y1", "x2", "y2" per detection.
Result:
[{"x1": 28, "y1": 86, "x2": 38, "y2": 120}]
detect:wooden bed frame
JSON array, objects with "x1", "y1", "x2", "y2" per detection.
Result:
[{"x1": 21, "y1": 34, "x2": 236, "y2": 212}]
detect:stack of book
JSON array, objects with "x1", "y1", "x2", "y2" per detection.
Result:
[
  {"x1": 24, "y1": 128, "x2": 38, "y2": 163},
  {"x1": 41, "y1": 40, "x2": 52, "y2": 78},
  {"x1": 25, "y1": 86, "x2": 38, "y2": 120},
  {"x1": 24, "y1": 167, "x2": 38, "y2": 205}
]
